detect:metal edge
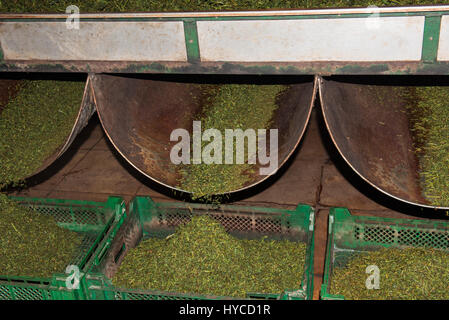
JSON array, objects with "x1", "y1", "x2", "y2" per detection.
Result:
[
  {"x1": 2, "y1": 6, "x2": 449, "y2": 19},
  {"x1": 55, "y1": 76, "x2": 95, "y2": 158}
]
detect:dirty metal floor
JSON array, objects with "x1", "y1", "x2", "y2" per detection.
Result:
[{"x1": 10, "y1": 107, "x2": 444, "y2": 300}]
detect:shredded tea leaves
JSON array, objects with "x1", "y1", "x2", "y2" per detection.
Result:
[
  {"x1": 401, "y1": 87, "x2": 449, "y2": 207},
  {"x1": 0, "y1": 80, "x2": 84, "y2": 189},
  {"x1": 178, "y1": 84, "x2": 287, "y2": 199},
  {"x1": 112, "y1": 215, "x2": 306, "y2": 297},
  {"x1": 0, "y1": 194, "x2": 82, "y2": 278},
  {"x1": 331, "y1": 247, "x2": 449, "y2": 300}
]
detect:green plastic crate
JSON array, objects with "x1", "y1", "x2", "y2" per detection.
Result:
[
  {"x1": 0, "y1": 196, "x2": 126, "y2": 300},
  {"x1": 321, "y1": 208, "x2": 449, "y2": 300},
  {"x1": 85, "y1": 196, "x2": 315, "y2": 300}
]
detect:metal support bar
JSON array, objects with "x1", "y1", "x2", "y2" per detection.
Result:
[{"x1": 422, "y1": 15, "x2": 442, "y2": 63}]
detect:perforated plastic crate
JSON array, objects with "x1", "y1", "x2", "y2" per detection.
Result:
[
  {"x1": 85, "y1": 196, "x2": 315, "y2": 300},
  {"x1": 321, "y1": 208, "x2": 449, "y2": 300},
  {"x1": 0, "y1": 196, "x2": 126, "y2": 300}
]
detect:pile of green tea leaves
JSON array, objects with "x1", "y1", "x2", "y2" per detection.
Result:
[
  {"x1": 0, "y1": 194, "x2": 82, "y2": 278},
  {"x1": 0, "y1": 80, "x2": 84, "y2": 189},
  {"x1": 1, "y1": 0, "x2": 449, "y2": 13},
  {"x1": 400, "y1": 87, "x2": 449, "y2": 207},
  {"x1": 330, "y1": 247, "x2": 449, "y2": 300},
  {"x1": 178, "y1": 84, "x2": 287, "y2": 199},
  {"x1": 112, "y1": 215, "x2": 306, "y2": 297}
]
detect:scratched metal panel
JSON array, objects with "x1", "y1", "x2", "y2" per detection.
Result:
[
  {"x1": 197, "y1": 17, "x2": 425, "y2": 62},
  {"x1": 437, "y1": 16, "x2": 449, "y2": 61},
  {"x1": 0, "y1": 21, "x2": 187, "y2": 61}
]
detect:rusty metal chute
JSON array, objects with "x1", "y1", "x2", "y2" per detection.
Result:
[
  {"x1": 318, "y1": 76, "x2": 449, "y2": 210},
  {"x1": 90, "y1": 74, "x2": 317, "y2": 194}
]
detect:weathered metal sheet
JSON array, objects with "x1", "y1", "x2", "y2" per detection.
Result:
[
  {"x1": 197, "y1": 17, "x2": 425, "y2": 62},
  {"x1": 319, "y1": 76, "x2": 449, "y2": 210},
  {"x1": 91, "y1": 74, "x2": 317, "y2": 195},
  {"x1": 1, "y1": 6, "x2": 449, "y2": 74},
  {"x1": 2, "y1": 5, "x2": 449, "y2": 18},
  {"x1": 3, "y1": 60, "x2": 449, "y2": 75},
  {"x1": 0, "y1": 21, "x2": 187, "y2": 61}
]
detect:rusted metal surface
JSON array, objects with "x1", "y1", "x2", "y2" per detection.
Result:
[
  {"x1": 319, "y1": 76, "x2": 448, "y2": 210},
  {"x1": 91, "y1": 74, "x2": 316, "y2": 194},
  {"x1": 26, "y1": 77, "x2": 96, "y2": 177},
  {"x1": 3, "y1": 60, "x2": 449, "y2": 75}
]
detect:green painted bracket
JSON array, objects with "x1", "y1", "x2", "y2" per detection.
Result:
[
  {"x1": 183, "y1": 20, "x2": 200, "y2": 63},
  {"x1": 422, "y1": 15, "x2": 442, "y2": 63}
]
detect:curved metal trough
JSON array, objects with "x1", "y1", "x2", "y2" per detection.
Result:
[
  {"x1": 318, "y1": 76, "x2": 449, "y2": 210},
  {"x1": 90, "y1": 74, "x2": 317, "y2": 195}
]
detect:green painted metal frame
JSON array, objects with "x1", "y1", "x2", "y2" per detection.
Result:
[
  {"x1": 422, "y1": 15, "x2": 442, "y2": 63},
  {"x1": 2, "y1": 6, "x2": 449, "y2": 74},
  {"x1": 0, "y1": 196, "x2": 127, "y2": 300},
  {"x1": 84, "y1": 196, "x2": 315, "y2": 300}
]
